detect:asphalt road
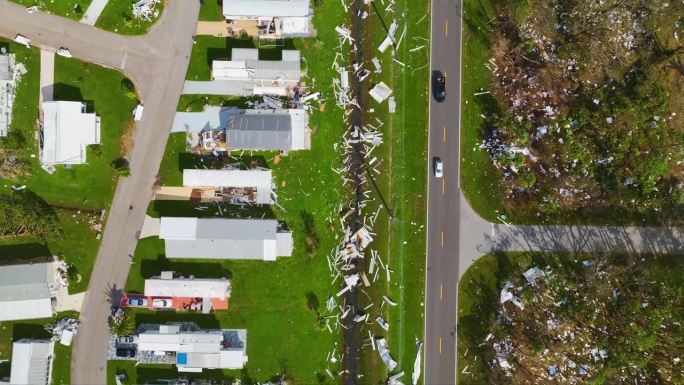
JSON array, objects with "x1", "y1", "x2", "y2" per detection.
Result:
[
  {"x1": 0, "y1": 1, "x2": 199, "y2": 383},
  {"x1": 424, "y1": 0, "x2": 463, "y2": 384}
]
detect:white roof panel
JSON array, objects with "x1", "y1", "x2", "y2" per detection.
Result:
[
  {"x1": 10, "y1": 340, "x2": 53, "y2": 385},
  {"x1": 223, "y1": 0, "x2": 310, "y2": 18},
  {"x1": 183, "y1": 169, "x2": 272, "y2": 189},
  {"x1": 159, "y1": 217, "x2": 198, "y2": 239},
  {"x1": 41, "y1": 101, "x2": 100, "y2": 165}
]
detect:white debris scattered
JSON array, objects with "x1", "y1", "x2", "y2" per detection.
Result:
[
  {"x1": 412, "y1": 339, "x2": 423, "y2": 385},
  {"x1": 388, "y1": 96, "x2": 396, "y2": 113},
  {"x1": 376, "y1": 338, "x2": 398, "y2": 370},
  {"x1": 378, "y1": 21, "x2": 399, "y2": 53},
  {"x1": 369, "y1": 82, "x2": 393, "y2": 103},
  {"x1": 132, "y1": 0, "x2": 160, "y2": 21},
  {"x1": 56, "y1": 48, "x2": 72, "y2": 58},
  {"x1": 522, "y1": 266, "x2": 546, "y2": 286},
  {"x1": 376, "y1": 316, "x2": 389, "y2": 331}
]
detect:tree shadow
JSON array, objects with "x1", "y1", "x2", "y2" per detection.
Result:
[
  {"x1": 134, "y1": 312, "x2": 221, "y2": 330},
  {"x1": 151, "y1": 200, "x2": 275, "y2": 219},
  {"x1": 51, "y1": 83, "x2": 83, "y2": 102},
  {"x1": 12, "y1": 323, "x2": 51, "y2": 341},
  {"x1": 139, "y1": 254, "x2": 232, "y2": 283},
  {"x1": 0, "y1": 243, "x2": 51, "y2": 263},
  {"x1": 105, "y1": 283, "x2": 124, "y2": 309}
]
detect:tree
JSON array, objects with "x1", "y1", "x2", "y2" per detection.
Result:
[
  {"x1": 0, "y1": 192, "x2": 61, "y2": 240},
  {"x1": 109, "y1": 311, "x2": 134, "y2": 337}
]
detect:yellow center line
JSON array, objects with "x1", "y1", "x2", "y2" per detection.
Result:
[
  {"x1": 443, "y1": 126, "x2": 446, "y2": 142},
  {"x1": 439, "y1": 337, "x2": 443, "y2": 353},
  {"x1": 440, "y1": 231, "x2": 444, "y2": 247},
  {"x1": 442, "y1": 178, "x2": 445, "y2": 194},
  {"x1": 440, "y1": 284, "x2": 443, "y2": 301},
  {"x1": 445, "y1": 20, "x2": 448, "y2": 37}
]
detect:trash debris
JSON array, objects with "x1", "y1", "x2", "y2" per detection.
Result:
[
  {"x1": 369, "y1": 82, "x2": 393, "y2": 103},
  {"x1": 412, "y1": 339, "x2": 422, "y2": 385},
  {"x1": 132, "y1": 0, "x2": 160, "y2": 20},
  {"x1": 376, "y1": 338, "x2": 398, "y2": 370},
  {"x1": 375, "y1": 316, "x2": 389, "y2": 331},
  {"x1": 378, "y1": 21, "x2": 398, "y2": 53}
]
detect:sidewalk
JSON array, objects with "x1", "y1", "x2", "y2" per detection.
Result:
[{"x1": 80, "y1": 0, "x2": 109, "y2": 26}]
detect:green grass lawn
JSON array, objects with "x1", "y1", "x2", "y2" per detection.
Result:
[
  {"x1": 199, "y1": 0, "x2": 224, "y2": 21},
  {"x1": 9, "y1": 0, "x2": 92, "y2": 20},
  {"x1": 457, "y1": 252, "x2": 684, "y2": 384},
  {"x1": 95, "y1": 0, "x2": 165, "y2": 35},
  {"x1": 0, "y1": 311, "x2": 78, "y2": 385},
  {"x1": 460, "y1": 0, "x2": 504, "y2": 223},
  {"x1": 0, "y1": 39, "x2": 137, "y2": 294}
]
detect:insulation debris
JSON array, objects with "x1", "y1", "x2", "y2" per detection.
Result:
[{"x1": 369, "y1": 82, "x2": 393, "y2": 103}]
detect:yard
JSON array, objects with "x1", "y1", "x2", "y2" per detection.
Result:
[
  {"x1": 460, "y1": 0, "x2": 684, "y2": 225},
  {"x1": 95, "y1": 0, "x2": 165, "y2": 35},
  {"x1": 9, "y1": 0, "x2": 92, "y2": 20},
  {"x1": 457, "y1": 252, "x2": 684, "y2": 384},
  {"x1": 0, "y1": 311, "x2": 78, "y2": 385},
  {"x1": 0, "y1": 38, "x2": 138, "y2": 293}
]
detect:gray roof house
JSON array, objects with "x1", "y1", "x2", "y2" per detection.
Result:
[
  {"x1": 182, "y1": 48, "x2": 301, "y2": 97},
  {"x1": 8, "y1": 339, "x2": 54, "y2": 385},
  {"x1": 159, "y1": 217, "x2": 293, "y2": 261},
  {"x1": 172, "y1": 106, "x2": 310, "y2": 153},
  {"x1": 0, "y1": 262, "x2": 55, "y2": 321}
]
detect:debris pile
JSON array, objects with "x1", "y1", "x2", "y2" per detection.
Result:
[
  {"x1": 477, "y1": 0, "x2": 684, "y2": 216},
  {"x1": 44, "y1": 317, "x2": 79, "y2": 346},
  {"x1": 480, "y1": 258, "x2": 683, "y2": 384},
  {"x1": 132, "y1": 0, "x2": 160, "y2": 21}
]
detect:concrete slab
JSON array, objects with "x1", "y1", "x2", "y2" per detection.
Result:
[
  {"x1": 54, "y1": 286, "x2": 85, "y2": 312},
  {"x1": 140, "y1": 215, "x2": 160, "y2": 238},
  {"x1": 80, "y1": 0, "x2": 110, "y2": 26},
  {"x1": 39, "y1": 49, "x2": 54, "y2": 103}
]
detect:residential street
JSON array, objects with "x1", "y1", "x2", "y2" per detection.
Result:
[{"x1": 0, "y1": 1, "x2": 200, "y2": 383}]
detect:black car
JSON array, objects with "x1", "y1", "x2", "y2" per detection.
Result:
[
  {"x1": 432, "y1": 70, "x2": 446, "y2": 102},
  {"x1": 116, "y1": 347, "x2": 136, "y2": 358}
]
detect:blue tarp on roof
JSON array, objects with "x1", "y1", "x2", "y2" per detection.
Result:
[{"x1": 177, "y1": 352, "x2": 188, "y2": 365}]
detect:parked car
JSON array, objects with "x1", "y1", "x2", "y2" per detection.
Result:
[
  {"x1": 432, "y1": 70, "x2": 446, "y2": 102},
  {"x1": 115, "y1": 347, "x2": 136, "y2": 358},
  {"x1": 116, "y1": 336, "x2": 138, "y2": 345},
  {"x1": 127, "y1": 297, "x2": 147, "y2": 307},
  {"x1": 152, "y1": 298, "x2": 173, "y2": 308},
  {"x1": 433, "y1": 157, "x2": 443, "y2": 178}
]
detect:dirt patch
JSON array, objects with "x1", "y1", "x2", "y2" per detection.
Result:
[{"x1": 120, "y1": 120, "x2": 135, "y2": 156}]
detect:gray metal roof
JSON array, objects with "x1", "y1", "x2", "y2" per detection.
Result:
[
  {"x1": 226, "y1": 112, "x2": 292, "y2": 150},
  {"x1": 159, "y1": 218, "x2": 292, "y2": 260},
  {"x1": 0, "y1": 53, "x2": 11, "y2": 81},
  {"x1": 0, "y1": 263, "x2": 51, "y2": 302}
]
